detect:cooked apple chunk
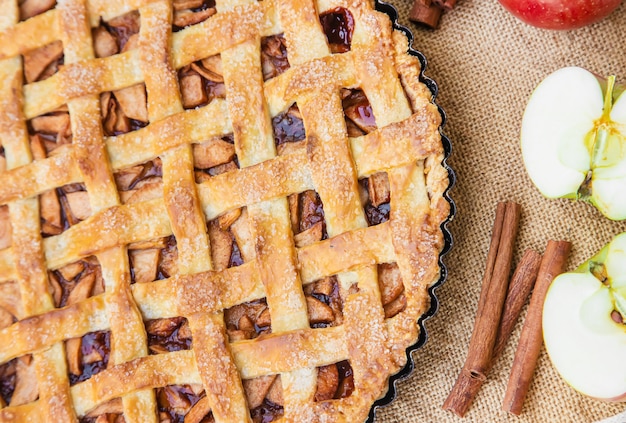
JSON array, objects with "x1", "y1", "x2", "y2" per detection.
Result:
[
  {"x1": 9, "y1": 356, "x2": 38, "y2": 406},
  {"x1": 244, "y1": 375, "x2": 276, "y2": 409},
  {"x1": 193, "y1": 139, "x2": 235, "y2": 170},
  {"x1": 294, "y1": 221, "x2": 323, "y2": 248},
  {"x1": 314, "y1": 364, "x2": 339, "y2": 402},
  {"x1": 173, "y1": 7, "x2": 216, "y2": 28},
  {"x1": 378, "y1": 263, "x2": 406, "y2": 318},
  {"x1": 181, "y1": 74, "x2": 208, "y2": 109},
  {"x1": 306, "y1": 296, "x2": 334, "y2": 325},
  {"x1": 368, "y1": 172, "x2": 390, "y2": 207},
  {"x1": 193, "y1": 58, "x2": 223, "y2": 83},
  {"x1": 23, "y1": 41, "x2": 63, "y2": 83},
  {"x1": 113, "y1": 83, "x2": 148, "y2": 123},
  {"x1": 128, "y1": 249, "x2": 159, "y2": 284},
  {"x1": 93, "y1": 26, "x2": 118, "y2": 58},
  {"x1": 19, "y1": 0, "x2": 56, "y2": 20}
]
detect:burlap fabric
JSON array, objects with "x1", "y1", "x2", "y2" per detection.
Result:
[{"x1": 375, "y1": 1, "x2": 626, "y2": 422}]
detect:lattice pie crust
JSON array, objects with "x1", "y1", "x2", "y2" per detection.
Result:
[{"x1": 0, "y1": 0, "x2": 449, "y2": 421}]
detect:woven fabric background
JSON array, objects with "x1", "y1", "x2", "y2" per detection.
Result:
[{"x1": 375, "y1": 1, "x2": 626, "y2": 422}]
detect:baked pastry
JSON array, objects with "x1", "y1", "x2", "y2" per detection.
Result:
[{"x1": 0, "y1": 0, "x2": 450, "y2": 421}]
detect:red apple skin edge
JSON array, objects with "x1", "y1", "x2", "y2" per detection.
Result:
[
  {"x1": 497, "y1": 0, "x2": 623, "y2": 30},
  {"x1": 601, "y1": 393, "x2": 626, "y2": 402}
]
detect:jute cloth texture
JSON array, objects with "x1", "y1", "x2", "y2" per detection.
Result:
[{"x1": 375, "y1": 1, "x2": 626, "y2": 422}]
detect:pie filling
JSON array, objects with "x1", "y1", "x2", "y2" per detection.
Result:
[
  {"x1": 0, "y1": 356, "x2": 38, "y2": 408},
  {"x1": 194, "y1": 135, "x2": 239, "y2": 182},
  {"x1": 172, "y1": 0, "x2": 217, "y2": 32},
  {"x1": 249, "y1": 398, "x2": 283, "y2": 423},
  {"x1": 23, "y1": 40, "x2": 64, "y2": 84},
  {"x1": 78, "y1": 397, "x2": 124, "y2": 423},
  {"x1": 179, "y1": 55, "x2": 226, "y2": 110},
  {"x1": 101, "y1": 90, "x2": 149, "y2": 137},
  {"x1": 273, "y1": 104, "x2": 305, "y2": 147},
  {"x1": 0, "y1": 360, "x2": 16, "y2": 407},
  {"x1": 68, "y1": 330, "x2": 111, "y2": 386},
  {"x1": 225, "y1": 299, "x2": 271, "y2": 342},
  {"x1": 48, "y1": 256, "x2": 104, "y2": 308},
  {"x1": 304, "y1": 276, "x2": 343, "y2": 328},
  {"x1": 379, "y1": 263, "x2": 407, "y2": 318},
  {"x1": 319, "y1": 8, "x2": 355, "y2": 54},
  {"x1": 99, "y1": 11, "x2": 141, "y2": 55},
  {"x1": 360, "y1": 176, "x2": 391, "y2": 227},
  {"x1": 261, "y1": 34, "x2": 290, "y2": 81},
  {"x1": 18, "y1": 0, "x2": 57, "y2": 21},
  {"x1": 155, "y1": 376, "x2": 287, "y2": 423},
  {"x1": 147, "y1": 316, "x2": 193, "y2": 355},
  {"x1": 38, "y1": 183, "x2": 89, "y2": 237},
  {"x1": 80, "y1": 410, "x2": 125, "y2": 423},
  {"x1": 157, "y1": 384, "x2": 210, "y2": 423},
  {"x1": 314, "y1": 360, "x2": 354, "y2": 402}
]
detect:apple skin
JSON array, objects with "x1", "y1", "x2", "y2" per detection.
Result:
[{"x1": 497, "y1": 0, "x2": 623, "y2": 30}]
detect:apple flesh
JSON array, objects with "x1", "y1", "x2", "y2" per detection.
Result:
[
  {"x1": 497, "y1": 0, "x2": 622, "y2": 30},
  {"x1": 544, "y1": 232, "x2": 626, "y2": 400},
  {"x1": 521, "y1": 66, "x2": 626, "y2": 220}
]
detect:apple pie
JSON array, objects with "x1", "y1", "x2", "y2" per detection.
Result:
[{"x1": 0, "y1": 0, "x2": 450, "y2": 421}]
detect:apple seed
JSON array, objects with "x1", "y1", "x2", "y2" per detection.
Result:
[{"x1": 611, "y1": 310, "x2": 623, "y2": 324}]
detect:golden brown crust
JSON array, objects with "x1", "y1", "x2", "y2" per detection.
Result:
[{"x1": 0, "y1": 0, "x2": 449, "y2": 421}]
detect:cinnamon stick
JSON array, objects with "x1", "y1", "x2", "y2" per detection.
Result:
[
  {"x1": 433, "y1": 0, "x2": 457, "y2": 10},
  {"x1": 492, "y1": 250, "x2": 543, "y2": 359},
  {"x1": 442, "y1": 249, "x2": 542, "y2": 416},
  {"x1": 409, "y1": 0, "x2": 443, "y2": 29},
  {"x1": 502, "y1": 240, "x2": 571, "y2": 415},
  {"x1": 443, "y1": 202, "x2": 521, "y2": 417}
]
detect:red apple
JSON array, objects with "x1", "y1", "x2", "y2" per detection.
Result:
[{"x1": 497, "y1": 0, "x2": 622, "y2": 30}]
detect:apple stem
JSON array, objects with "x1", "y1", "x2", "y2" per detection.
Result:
[
  {"x1": 577, "y1": 171, "x2": 592, "y2": 201},
  {"x1": 603, "y1": 75, "x2": 616, "y2": 119},
  {"x1": 589, "y1": 261, "x2": 608, "y2": 284}
]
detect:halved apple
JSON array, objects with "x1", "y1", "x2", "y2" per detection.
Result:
[
  {"x1": 521, "y1": 66, "x2": 626, "y2": 220},
  {"x1": 543, "y1": 232, "x2": 626, "y2": 400}
]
